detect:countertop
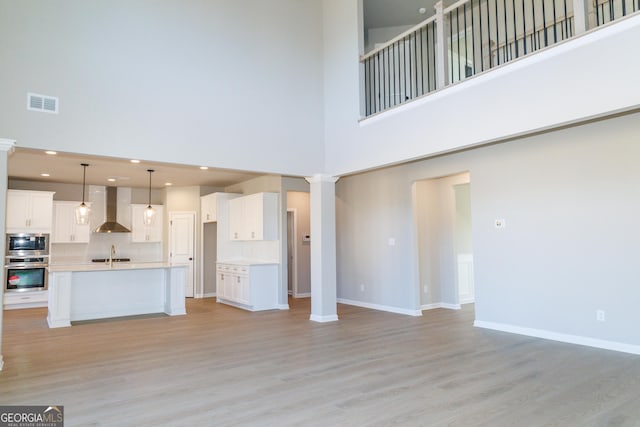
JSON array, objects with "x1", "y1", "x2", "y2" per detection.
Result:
[
  {"x1": 49, "y1": 262, "x2": 187, "y2": 273},
  {"x1": 216, "y1": 260, "x2": 279, "y2": 266}
]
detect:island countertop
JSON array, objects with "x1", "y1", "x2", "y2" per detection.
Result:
[{"x1": 49, "y1": 262, "x2": 185, "y2": 273}]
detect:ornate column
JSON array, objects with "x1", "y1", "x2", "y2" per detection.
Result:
[{"x1": 305, "y1": 174, "x2": 339, "y2": 322}]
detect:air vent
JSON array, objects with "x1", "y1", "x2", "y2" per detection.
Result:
[{"x1": 27, "y1": 92, "x2": 59, "y2": 114}]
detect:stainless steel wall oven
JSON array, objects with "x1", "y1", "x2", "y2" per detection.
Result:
[{"x1": 5, "y1": 233, "x2": 49, "y2": 292}]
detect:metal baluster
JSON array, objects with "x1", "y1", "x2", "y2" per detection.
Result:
[
  {"x1": 552, "y1": 0, "x2": 558, "y2": 43},
  {"x1": 420, "y1": 27, "x2": 425, "y2": 95},
  {"x1": 563, "y1": 0, "x2": 569, "y2": 39},
  {"x1": 503, "y1": 0, "x2": 509, "y2": 61},
  {"x1": 495, "y1": 0, "x2": 500, "y2": 64},
  {"x1": 392, "y1": 42, "x2": 397, "y2": 106},
  {"x1": 450, "y1": 11, "x2": 455, "y2": 82},
  {"x1": 456, "y1": 8, "x2": 461, "y2": 81},
  {"x1": 432, "y1": 23, "x2": 437, "y2": 91},
  {"x1": 463, "y1": 3, "x2": 469, "y2": 78},
  {"x1": 522, "y1": 0, "x2": 527, "y2": 54},
  {"x1": 532, "y1": 0, "x2": 537, "y2": 50},
  {"x1": 413, "y1": 30, "x2": 418, "y2": 97},
  {"x1": 513, "y1": 0, "x2": 519, "y2": 58},
  {"x1": 471, "y1": 0, "x2": 476, "y2": 75},
  {"x1": 542, "y1": 0, "x2": 548, "y2": 47},
  {"x1": 479, "y1": 0, "x2": 485, "y2": 71}
]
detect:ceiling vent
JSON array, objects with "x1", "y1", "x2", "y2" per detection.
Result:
[{"x1": 27, "y1": 92, "x2": 58, "y2": 114}]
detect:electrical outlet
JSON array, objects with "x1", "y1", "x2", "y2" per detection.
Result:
[
  {"x1": 360, "y1": 284, "x2": 365, "y2": 292},
  {"x1": 596, "y1": 310, "x2": 605, "y2": 322}
]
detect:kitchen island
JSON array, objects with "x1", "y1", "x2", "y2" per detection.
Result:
[{"x1": 47, "y1": 262, "x2": 187, "y2": 328}]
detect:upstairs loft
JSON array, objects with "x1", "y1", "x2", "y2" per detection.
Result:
[{"x1": 361, "y1": 0, "x2": 639, "y2": 117}]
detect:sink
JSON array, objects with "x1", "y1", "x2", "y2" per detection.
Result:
[{"x1": 91, "y1": 258, "x2": 131, "y2": 263}]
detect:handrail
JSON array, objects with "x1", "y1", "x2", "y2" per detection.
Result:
[{"x1": 360, "y1": 14, "x2": 437, "y2": 61}]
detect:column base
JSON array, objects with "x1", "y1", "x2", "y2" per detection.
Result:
[{"x1": 309, "y1": 314, "x2": 339, "y2": 323}]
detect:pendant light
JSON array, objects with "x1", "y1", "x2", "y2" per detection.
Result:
[
  {"x1": 143, "y1": 169, "x2": 155, "y2": 225},
  {"x1": 75, "y1": 163, "x2": 90, "y2": 225}
]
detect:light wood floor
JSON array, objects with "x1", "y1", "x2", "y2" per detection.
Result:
[{"x1": 2, "y1": 299, "x2": 640, "y2": 426}]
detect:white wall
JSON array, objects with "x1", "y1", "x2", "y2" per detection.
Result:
[
  {"x1": 323, "y1": 0, "x2": 640, "y2": 176},
  {"x1": 365, "y1": 25, "x2": 413, "y2": 52},
  {"x1": 0, "y1": 0, "x2": 325, "y2": 176},
  {"x1": 336, "y1": 111, "x2": 640, "y2": 350}
]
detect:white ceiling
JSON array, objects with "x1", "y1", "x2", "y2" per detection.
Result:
[
  {"x1": 363, "y1": 0, "x2": 440, "y2": 30},
  {"x1": 8, "y1": 148, "x2": 264, "y2": 189}
]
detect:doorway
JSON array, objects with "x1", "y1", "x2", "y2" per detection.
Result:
[
  {"x1": 286, "y1": 192, "x2": 311, "y2": 298},
  {"x1": 169, "y1": 211, "x2": 196, "y2": 298},
  {"x1": 287, "y1": 210, "x2": 297, "y2": 296},
  {"x1": 413, "y1": 172, "x2": 474, "y2": 310}
]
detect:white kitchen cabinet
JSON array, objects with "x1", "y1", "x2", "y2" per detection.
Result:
[
  {"x1": 201, "y1": 193, "x2": 217, "y2": 223},
  {"x1": 3, "y1": 290, "x2": 48, "y2": 309},
  {"x1": 216, "y1": 262, "x2": 278, "y2": 311},
  {"x1": 131, "y1": 204, "x2": 164, "y2": 242},
  {"x1": 52, "y1": 201, "x2": 91, "y2": 243},
  {"x1": 6, "y1": 190, "x2": 55, "y2": 233},
  {"x1": 228, "y1": 192, "x2": 278, "y2": 241}
]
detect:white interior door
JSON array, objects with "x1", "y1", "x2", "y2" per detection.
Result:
[{"x1": 169, "y1": 212, "x2": 195, "y2": 298}]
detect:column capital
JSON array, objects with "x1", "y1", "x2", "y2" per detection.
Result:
[
  {"x1": 0, "y1": 139, "x2": 16, "y2": 153},
  {"x1": 305, "y1": 174, "x2": 339, "y2": 184}
]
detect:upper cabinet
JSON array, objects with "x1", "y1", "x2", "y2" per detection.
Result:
[
  {"x1": 201, "y1": 193, "x2": 218, "y2": 223},
  {"x1": 201, "y1": 192, "x2": 242, "y2": 223},
  {"x1": 52, "y1": 201, "x2": 91, "y2": 243},
  {"x1": 131, "y1": 204, "x2": 164, "y2": 242},
  {"x1": 229, "y1": 192, "x2": 278, "y2": 241},
  {"x1": 6, "y1": 190, "x2": 55, "y2": 234}
]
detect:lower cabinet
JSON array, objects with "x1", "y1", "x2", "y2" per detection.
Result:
[
  {"x1": 216, "y1": 263, "x2": 278, "y2": 311},
  {"x1": 3, "y1": 290, "x2": 48, "y2": 309}
]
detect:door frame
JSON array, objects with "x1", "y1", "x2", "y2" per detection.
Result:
[
  {"x1": 168, "y1": 211, "x2": 196, "y2": 298},
  {"x1": 287, "y1": 208, "x2": 298, "y2": 297}
]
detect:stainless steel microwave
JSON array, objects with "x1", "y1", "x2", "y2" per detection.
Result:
[{"x1": 6, "y1": 233, "x2": 50, "y2": 257}]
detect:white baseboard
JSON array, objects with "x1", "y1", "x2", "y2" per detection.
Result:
[
  {"x1": 294, "y1": 293, "x2": 311, "y2": 298},
  {"x1": 474, "y1": 320, "x2": 640, "y2": 355},
  {"x1": 459, "y1": 297, "x2": 475, "y2": 305},
  {"x1": 421, "y1": 302, "x2": 461, "y2": 311},
  {"x1": 309, "y1": 313, "x2": 339, "y2": 322},
  {"x1": 338, "y1": 298, "x2": 422, "y2": 317},
  {"x1": 203, "y1": 292, "x2": 216, "y2": 298},
  {"x1": 0, "y1": 355, "x2": 4, "y2": 371},
  {"x1": 278, "y1": 304, "x2": 290, "y2": 310}
]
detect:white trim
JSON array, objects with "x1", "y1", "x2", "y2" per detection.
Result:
[
  {"x1": 294, "y1": 292, "x2": 311, "y2": 298},
  {"x1": 421, "y1": 302, "x2": 462, "y2": 311},
  {"x1": 459, "y1": 297, "x2": 475, "y2": 305},
  {"x1": 0, "y1": 355, "x2": 3, "y2": 371},
  {"x1": 203, "y1": 292, "x2": 216, "y2": 298},
  {"x1": 305, "y1": 174, "x2": 339, "y2": 184},
  {"x1": 309, "y1": 314, "x2": 339, "y2": 322},
  {"x1": 0, "y1": 138, "x2": 16, "y2": 152},
  {"x1": 286, "y1": 208, "x2": 298, "y2": 297},
  {"x1": 278, "y1": 304, "x2": 290, "y2": 310},
  {"x1": 474, "y1": 320, "x2": 640, "y2": 355},
  {"x1": 338, "y1": 298, "x2": 422, "y2": 316}
]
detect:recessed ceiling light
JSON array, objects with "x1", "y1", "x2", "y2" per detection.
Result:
[
  {"x1": 107, "y1": 178, "x2": 116, "y2": 182},
  {"x1": 165, "y1": 182, "x2": 173, "y2": 186},
  {"x1": 419, "y1": 7, "x2": 427, "y2": 14},
  {"x1": 130, "y1": 159, "x2": 141, "y2": 164},
  {"x1": 199, "y1": 166, "x2": 208, "y2": 170},
  {"x1": 40, "y1": 173, "x2": 50, "y2": 177},
  {"x1": 45, "y1": 151, "x2": 57, "y2": 155}
]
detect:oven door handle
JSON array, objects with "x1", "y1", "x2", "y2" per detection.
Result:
[{"x1": 5, "y1": 263, "x2": 49, "y2": 269}]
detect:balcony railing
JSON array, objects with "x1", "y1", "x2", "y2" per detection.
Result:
[{"x1": 361, "y1": 0, "x2": 637, "y2": 117}]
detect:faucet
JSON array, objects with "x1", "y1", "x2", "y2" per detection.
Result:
[{"x1": 109, "y1": 244, "x2": 116, "y2": 268}]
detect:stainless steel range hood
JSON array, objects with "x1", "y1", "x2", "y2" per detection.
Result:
[{"x1": 94, "y1": 187, "x2": 131, "y2": 233}]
